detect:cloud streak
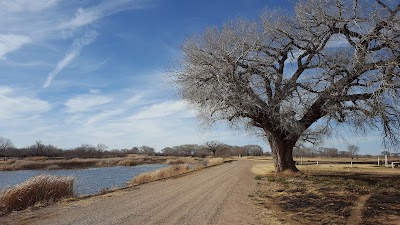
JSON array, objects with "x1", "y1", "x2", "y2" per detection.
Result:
[
  {"x1": 130, "y1": 100, "x2": 195, "y2": 120},
  {"x1": 0, "y1": 34, "x2": 32, "y2": 59},
  {"x1": 59, "y1": 0, "x2": 151, "y2": 30},
  {"x1": 0, "y1": 0, "x2": 58, "y2": 12},
  {"x1": 43, "y1": 30, "x2": 98, "y2": 88},
  {"x1": 65, "y1": 94, "x2": 113, "y2": 113}
]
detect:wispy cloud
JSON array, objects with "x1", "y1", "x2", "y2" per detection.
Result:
[
  {"x1": 43, "y1": 30, "x2": 98, "y2": 88},
  {"x1": 130, "y1": 100, "x2": 196, "y2": 120},
  {"x1": 0, "y1": 0, "x2": 58, "y2": 12},
  {"x1": 86, "y1": 109, "x2": 125, "y2": 125},
  {"x1": 0, "y1": 86, "x2": 51, "y2": 120},
  {"x1": 89, "y1": 89, "x2": 102, "y2": 94},
  {"x1": 80, "y1": 58, "x2": 109, "y2": 73},
  {"x1": 59, "y1": 0, "x2": 151, "y2": 30},
  {"x1": 65, "y1": 94, "x2": 113, "y2": 113},
  {"x1": 0, "y1": 34, "x2": 32, "y2": 59}
]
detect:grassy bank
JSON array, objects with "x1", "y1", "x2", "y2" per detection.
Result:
[
  {"x1": 0, "y1": 156, "x2": 171, "y2": 171},
  {"x1": 129, "y1": 157, "x2": 228, "y2": 186},
  {"x1": 252, "y1": 162, "x2": 400, "y2": 225},
  {"x1": 0, "y1": 175, "x2": 74, "y2": 215}
]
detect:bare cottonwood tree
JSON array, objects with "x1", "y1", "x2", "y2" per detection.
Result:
[
  {"x1": 205, "y1": 141, "x2": 222, "y2": 156},
  {"x1": 174, "y1": 0, "x2": 400, "y2": 172}
]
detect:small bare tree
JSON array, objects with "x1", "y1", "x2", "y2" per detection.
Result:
[
  {"x1": 0, "y1": 137, "x2": 14, "y2": 158},
  {"x1": 174, "y1": 0, "x2": 400, "y2": 172},
  {"x1": 347, "y1": 144, "x2": 360, "y2": 159},
  {"x1": 96, "y1": 143, "x2": 108, "y2": 152}
]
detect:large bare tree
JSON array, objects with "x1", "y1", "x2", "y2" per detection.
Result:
[{"x1": 174, "y1": 0, "x2": 400, "y2": 172}]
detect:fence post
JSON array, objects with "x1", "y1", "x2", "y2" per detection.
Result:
[
  {"x1": 378, "y1": 157, "x2": 380, "y2": 166},
  {"x1": 385, "y1": 155, "x2": 388, "y2": 167}
]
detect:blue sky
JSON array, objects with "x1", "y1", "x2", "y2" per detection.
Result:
[{"x1": 0, "y1": 0, "x2": 383, "y2": 154}]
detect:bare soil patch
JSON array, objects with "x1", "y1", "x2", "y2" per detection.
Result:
[{"x1": 253, "y1": 164, "x2": 400, "y2": 225}]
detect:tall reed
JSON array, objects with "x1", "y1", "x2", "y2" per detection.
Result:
[{"x1": 0, "y1": 174, "x2": 74, "y2": 214}]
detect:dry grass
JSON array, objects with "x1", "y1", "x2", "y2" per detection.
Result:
[
  {"x1": 207, "y1": 157, "x2": 224, "y2": 166},
  {"x1": 251, "y1": 163, "x2": 276, "y2": 175},
  {"x1": 166, "y1": 157, "x2": 198, "y2": 164},
  {"x1": 130, "y1": 157, "x2": 226, "y2": 186},
  {"x1": 129, "y1": 164, "x2": 191, "y2": 185},
  {"x1": 298, "y1": 163, "x2": 400, "y2": 174},
  {"x1": 251, "y1": 160, "x2": 400, "y2": 225},
  {"x1": 0, "y1": 175, "x2": 74, "y2": 214},
  {"x1": 0, "y1": 156, "x2": 169, "y2": 171},
  {"x1": 116, "y1": 159, "x2": 140, "y2": 166}
]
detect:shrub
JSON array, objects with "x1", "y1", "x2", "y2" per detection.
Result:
[{"x1": 0, "y1": 175, "x2": 74, "y2": 214}]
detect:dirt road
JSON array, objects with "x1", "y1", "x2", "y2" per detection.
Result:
[{"x1": 1, "y1": 159, "x2": 263, "y2": 225}]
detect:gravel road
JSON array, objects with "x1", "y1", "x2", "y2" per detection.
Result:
[{"x1": 1, "y1": 159, "x2": 262, "y2": 225}]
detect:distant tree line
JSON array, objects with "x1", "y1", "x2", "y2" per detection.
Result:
[
  {"x1": 292, "y1": 144, "x2": 383, "y2": 158},
  {"x1": 5, "y1": 136, "x2": 389, "y2": 159},
  {"x1": 161, "y1": 142, "x2": 264, "y2": 158},
  {"x1": 0, "y1": 137, "x2": 265, "y2": 159}
]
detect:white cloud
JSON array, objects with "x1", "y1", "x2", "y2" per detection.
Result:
[
  {"x1": 130, "y1": 100, "x2": 196, "y2": 120},
  {"x1": 285, "y1": 34, "x2": 351, "y2": 64},
  {"x1": 43, "y1": 30, "x2": 98, "y2": 88},
  {"x1": 0, "y1": 0, "x2": 58, "y2": 12},
  {"x1": 89, "y1": 89, "x2": 101, "y2": 94},
  {"x1": 60, "y1": 7, "x2": 100, "y2": 30},
  {"x1": 86, "y1": 109, "x2": 125, "y2": 125},
  {"x1": 124, "y1": 94, "x2": 143, "y2": 104},
  {"x1": 0, "y1": 34, "x2": 32, "y2": 59},
  {"x1": 65, "y1": 94, "x2": 113, "y2": 113},
  {"x1": 286, "y1": 49, "x2": 306, "y2": 63},
  {"x1": 59, "y1": 0, "x2": 150, "y2": 30},
  {"x1": 326, "y1": 34, "x2": 351, "y2": 48},
  {"x1": 0, "y1": 86, "x2": 51, "y2": 120}
]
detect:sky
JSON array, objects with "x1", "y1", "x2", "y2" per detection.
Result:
[{"x1": 0, "y1": 0, "x2": 385, "y2": 154}]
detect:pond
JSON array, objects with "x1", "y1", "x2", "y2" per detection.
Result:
[{"x1": 0, "y1": 164, "x2": 168, "y2": 196}]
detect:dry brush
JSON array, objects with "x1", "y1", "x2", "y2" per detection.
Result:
[{"x1": 0, "y1": 174, "x2": 74, "y2": 214}]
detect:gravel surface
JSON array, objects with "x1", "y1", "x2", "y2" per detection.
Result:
[{"x1": 1, "y1": 159, "x2": 262, "y2": 225}]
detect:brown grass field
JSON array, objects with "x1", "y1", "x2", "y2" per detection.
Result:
[{"x1": 251, "y1": 157, "x2": 400, "y2": 225}]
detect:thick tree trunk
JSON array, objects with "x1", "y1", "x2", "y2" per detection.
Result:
[{"x1": 266, "y1": 131, "x2": 299, "y2": 173}]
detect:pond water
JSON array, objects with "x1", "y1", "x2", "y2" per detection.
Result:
[{"x1": 0, "y1": 164, "x2": 167, "y2": 196}]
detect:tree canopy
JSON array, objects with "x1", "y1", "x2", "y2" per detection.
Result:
[{"x1": 174, "y1": 0, "x2": 400, "y2": 172}]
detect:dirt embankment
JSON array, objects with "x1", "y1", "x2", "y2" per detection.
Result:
[{"x1": 1, "y1": 159, "x2": 262, "y2": 225}]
